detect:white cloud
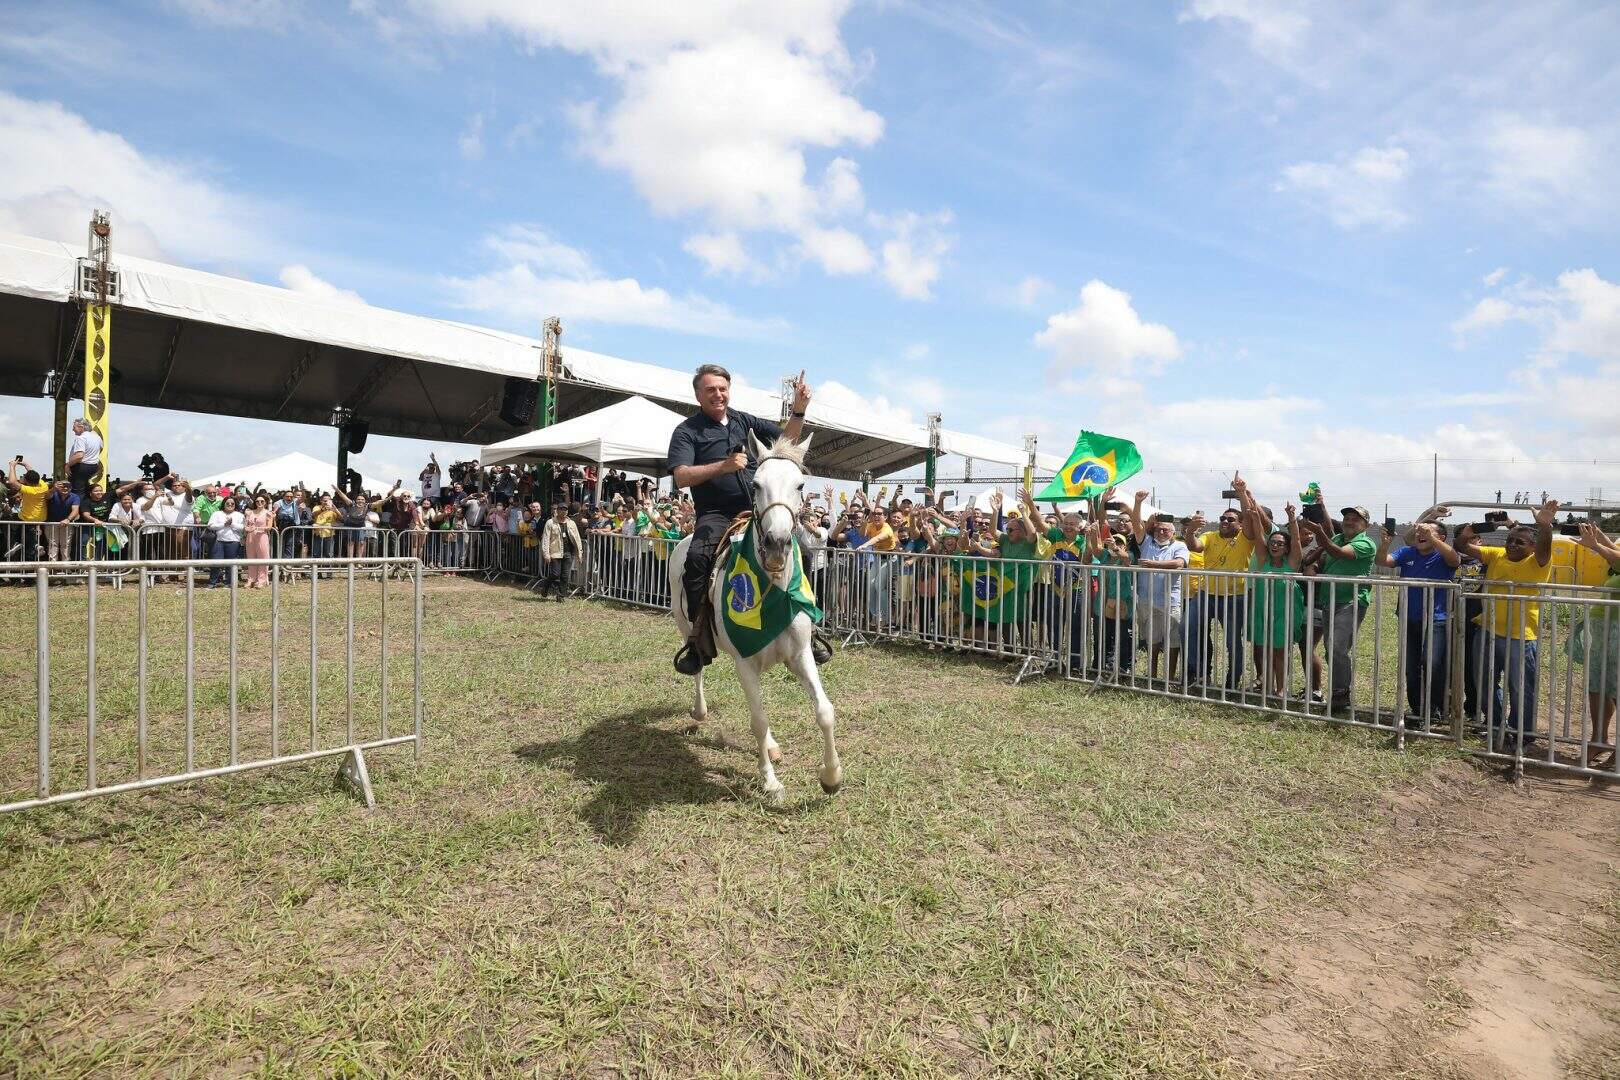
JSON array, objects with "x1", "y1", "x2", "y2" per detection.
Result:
[
  {"x1": 1453, "y1": 268, "x2": 1620, "y2": 362},
  {"x1": 798, "y1": 226, "x2": 874, "y2": 275},
  {"x1": 1482, "y1": 116, "x2": 1598, "y2": 208},
  {"x1": 902, "y1": 342, "x2": 931, "y2": 361},
  {"x1": 683, "y1": 231, "x2": 765, "y2": 277},
  {"x1": 457, "y1": 112, "x2": 486, "y2": 160},
  {"x1": 1034, "y1": 280, "x2": 1182, "y2": 386},
  {"x1": 0, "y1": 90, "x2": 265, "y2": 263},
  {"x1": 815, "y1": 378, "x2": 916, "y2": 430},
  {"x1": 1277, "y1": 145, "x2": 1411, "y2": 228},
  {"x1": 876, "y1": 210, "x2": 954, "y2": 300},
  {"x1": 1178, "y1": 0, "x2": 1309, "y2": 60},
  {"x1": 1483, "y1": 267, "x2": 1509, "y2": 287},
  {"x1": 1013, "y1": 274, "x2": 1053, "y2": 309},
  {"x1": 443, "y1": 224, "x2": 783, "y2": 339},
  {"x1": 279, "y1": 264, "x2": 366, "y2": 305},
  {"x1": 388, "y1": 2, "x2": 939, "y2": 292}
]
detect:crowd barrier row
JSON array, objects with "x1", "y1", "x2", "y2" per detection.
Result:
[
  {"x1": 1, "y1": 557, "x2": 424, "y2": 814},
  {"x1": 552, "y1": 536, "x2": 1619, "y2": 784}
]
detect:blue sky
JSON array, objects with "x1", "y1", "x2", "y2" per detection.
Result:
[{"x1": 2, "y1": 0, "x2": 1618, "y2": 516}]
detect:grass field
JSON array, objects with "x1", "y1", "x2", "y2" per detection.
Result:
[{"x1": 1, "y1": 575, "x2": 1616, "y2": 1077}]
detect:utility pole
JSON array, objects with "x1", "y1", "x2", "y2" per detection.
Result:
[
  {"x1": 925, "y1": 412, "x2": 941, "y2": 491},
  {"x1": 1022, "y1": 434, "x2": 1036, "y2": 493},
  {"x1": 1432, "y1": 452, "x2": 1438, "y2": 507}
]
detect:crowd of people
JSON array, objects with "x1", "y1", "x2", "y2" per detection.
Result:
[{"x1": 5, "y1": 425, "x2": 1617, "y2": 766}]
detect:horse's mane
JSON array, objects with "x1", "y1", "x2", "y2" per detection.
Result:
[{"x1": 761, "y1": 434, "x2": 810, "y2": 469}]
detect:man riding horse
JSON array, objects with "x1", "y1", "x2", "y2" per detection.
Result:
[{"x1": 668, "y1": 364, "x2": 834, "y2": 675}]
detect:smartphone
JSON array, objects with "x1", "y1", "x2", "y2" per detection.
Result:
[
  {"x1": 913, "y1": 485, "x2": 930, "y2": 494},
  {"x1": 1221, "y1": 488, "x2": 1239, "y2": 500},
  {"x1": 1558, "y1": 522, "x2": 1584, "y2": 536},
  {"x1": 1384, "y1": 516, "x2": 1398, "y2": 534}
]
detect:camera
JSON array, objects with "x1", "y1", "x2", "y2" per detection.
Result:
[{"x1": 138, "y1": 452, "x2": 169, "y2": 481}]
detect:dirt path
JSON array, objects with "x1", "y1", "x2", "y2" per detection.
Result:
[{"x1": 1238, "y1": 763, "x2": 1620, "y2": 1079}]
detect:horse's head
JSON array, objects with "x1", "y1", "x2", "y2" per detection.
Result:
[{"x1": 747, "y1": 429, "x2": 812, "y2": 577}]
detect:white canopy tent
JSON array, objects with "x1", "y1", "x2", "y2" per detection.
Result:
[
  {"x1": 479, "y1": 395, "x2": 687, "y2": 488},
  {"x1": 191, "y1": 451, "x2": 392, "y2": 496}
]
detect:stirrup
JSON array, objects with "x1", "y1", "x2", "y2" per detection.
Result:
[
  {"x1": 811, "y1": 630, "x2": 834, "y2": 665},
  {"x1": 673, "y1": 642, "x2": 705, "y2": 676}
]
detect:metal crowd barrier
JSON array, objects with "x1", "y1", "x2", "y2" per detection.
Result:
[
  {"x1": 1, "y1": 557, "x2": 424, "y2": 814},
  {"x1": 822, "y1": 547, "x2": 1064, "y2": 681},
  {"x1": 585, "y1": 532, "x2": 677, "y2": 609},
  {"x1": 276, "y1": 523, "x2": 386, "y2": 562},
  {"x1": 2, "y1": 520, "x2": 144, "y2": 579}
]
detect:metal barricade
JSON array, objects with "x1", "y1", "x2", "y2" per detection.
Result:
[
  {"x1": 277, "y1": 524, "x2": 388, "y2": 567},
  {"x1": 822, "y1": 547, "x2": 1062, "y2": 680},
  {"x1": 2, "y1": 520, "x2": 142, "y2": 580},
  {"x1": 0, "y1": 556, "x2": 424, "y2": 814},
  {"x1": 134, "y1": 520, "x2": 229, "y2": 564},
  {"x1": 585, "y1": 531, "x2": 676, "y2": 609}
]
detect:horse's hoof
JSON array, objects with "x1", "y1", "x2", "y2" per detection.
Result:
[
  {"x1": 763, "y1": 785, "x2": 786, "y2": 807},
  {"x1": 767, "y1": 745, "x2": 782, "y2": 765},
  {"x1": 819, "y1": 780, "x2": 842, "y2": 795}
]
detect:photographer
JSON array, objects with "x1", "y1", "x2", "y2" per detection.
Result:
[{"x1": 5, "y1": 457, "x2": 48, "y2": 563}]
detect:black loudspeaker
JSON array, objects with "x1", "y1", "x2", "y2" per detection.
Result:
[
  {"x1": 500, "y1": 377, "x2": 538, "y2": 426},
  {"x1": 341, "y1": 420, "x2": 369, "y2": 453}
]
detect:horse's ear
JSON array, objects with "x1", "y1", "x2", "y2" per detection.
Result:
[
  {"x1": 795, "y1": 431, "x2": 813, "y2": 456},
  {"x1": 748, "y1": 429, "x2": 766, "y2": 461}
]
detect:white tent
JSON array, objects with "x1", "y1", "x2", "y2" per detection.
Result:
[
  {"x1": 479, "y1": 395, "x2": 688, "y2": 476},
  {"x1": 191, "y1": 451, "x2": 392, "y2": 495}
]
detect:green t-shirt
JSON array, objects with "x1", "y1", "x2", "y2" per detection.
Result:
[
  {"x1": 996, "y1": 533, "x2": 1040, "y2": 588},
  {"x1": 1318, "y1": 531, "x2": 1376, "y2": 607},
  {"x1": 192, "y1": 494, "x2": 221, "y2": 524}
]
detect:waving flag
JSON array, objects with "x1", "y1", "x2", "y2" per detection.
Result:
[{"x1": 1036, "y1": 431, "x2": 1143, "y2": 504}]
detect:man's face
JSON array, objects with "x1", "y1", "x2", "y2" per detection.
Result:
[
  {"x1": 1060, "y1": 513, "x2": 1081, "y2": 538},
  {"x1": 1151, "y1": 520, "x2": 1174, "y2": 544},
  {"x1": 120, "y1": 493, "x2": 134, "y2": 509},
  {"x1": 529, "y1": 502, "x2": 542, "y2": 516},
  {"x1": 53, "y1": 480, "x2": 70, "y2": 496},
  {"x1": 1503, "y1": 527, "x2": 1534, "y2": 560},
  {"x1": 694, "y1": 373, "x2": 730, "y2": 417},
  {"x1": 1218, "y1": 510, "x2": 1240, "y2": 538},
  {"x1": 1412, "y1": 524, "x2": 1435, "y2": 552},
  {"x1": 888, "y1": 510, "x2": 904, "y2": 529},
  {"x1": 1341, "y1": 511, "x2": 1367, "y2": 538}
]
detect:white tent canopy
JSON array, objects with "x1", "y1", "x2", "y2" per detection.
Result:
[
  {"x1": 479, "y1": 395, "x2": 687, "y2": 475},
  {"x1": 191, "y1": 451, "x2": 392, "y2": 495}
]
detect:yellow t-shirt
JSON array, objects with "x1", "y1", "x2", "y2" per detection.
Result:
[
  {"x1": 1476, "y1": 546, "x2": 1553, "y2": 640},
  {"x1": 312, "y1": 507, "x2": 342, "y2": 538},
  {"x1": 1198, "y1": 531, "x2": 1256, "y2": 596},
  {"x1": 1186, "y1": 549, "x2": 1206, "y2": 596},
  {"x1": 17, "y1": 481, "x2": 48, "y2": 522},
  {"x1": 862, "y1": 520, "x2": 897, "y2": 552}
]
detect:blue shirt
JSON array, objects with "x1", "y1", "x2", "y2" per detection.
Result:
[
  {"x1": 1391, "y1": 545, "x2": 1456, "y2": 621},
  {"x1": 46, "y1": 491, "x2": 80, "y2": 522}
]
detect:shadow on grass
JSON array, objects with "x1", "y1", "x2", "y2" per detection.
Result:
[{"x1": 515, "y1": 705, "x2": 747, "y2": 846}]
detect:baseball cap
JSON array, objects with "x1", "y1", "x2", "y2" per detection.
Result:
[{"x1": 1340, "y1": 504, "x2": 1370, "y2": 521}]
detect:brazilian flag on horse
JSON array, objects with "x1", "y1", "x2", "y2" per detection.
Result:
[
  {"x1": 1037, "y1": 430, "x2": 1143, "y2": 504},
  {"x1": 721, "y1": 520, "x2": 823, "y2": 658}
]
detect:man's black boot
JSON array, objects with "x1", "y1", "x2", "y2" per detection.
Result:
[{"x1": 811, "y1": 629, "x2": 834, "y2": 665}]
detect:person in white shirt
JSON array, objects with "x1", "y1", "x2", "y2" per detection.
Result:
[
  {"x1": 206, "y1": 496, "x2": 246, "y2": 587},
  {"x1": 419, "y1": 455, "x2": 442, "y2": 501},
  {"x1": 67, "y1": 417, "x2": 103, "y2": 495},
  {"x1": 142, "y1": 479, "x2": 194, "y2": 561}
]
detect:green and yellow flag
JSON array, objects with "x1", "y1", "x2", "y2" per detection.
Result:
[
  {"x1": 1036, "y1": 430, "x2": 1142, "y2": 504},
  {"x1": 959, "y1": 558, "x2": 1028, "y2": 624},
  {"x1": 721, "y1": 522, "x2": 823, "y2": 658}
]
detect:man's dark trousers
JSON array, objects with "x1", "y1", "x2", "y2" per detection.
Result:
[{"x1": 683, "y1": 510, "x2": 737, "y2": 619}]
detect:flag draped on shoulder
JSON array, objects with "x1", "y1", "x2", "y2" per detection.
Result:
[
  {"x1": 721, "y1": 521, "x2": 823, "y2": 658},
  {"x1": 1037, "y1": 431, "x2": 1143, "y2": 504}
]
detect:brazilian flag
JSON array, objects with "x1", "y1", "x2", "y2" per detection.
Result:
[
  {"x1": 1036, "y1": 430, "x2": 1143, "y2": 504},
  {"x1": 959, "y1": 558, "x2": 1027, "y2": 624},
  {"x1": 721, "y1": 521, "x2": 823, "y2": 658}
]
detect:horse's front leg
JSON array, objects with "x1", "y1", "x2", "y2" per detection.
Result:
[
  {"x1": 735, "y1": 661, "x2": 785, "y2": 804},
  {"x1": 787, "y1": 643, "x2": 842, "y2": 794},
  {"x1": 690, "y1": 666, "x2": 708, "y2": 728}
]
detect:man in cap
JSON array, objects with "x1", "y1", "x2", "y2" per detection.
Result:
[{"x1": 1299, "y1": 498, "x2": 1378, "y2": 713}]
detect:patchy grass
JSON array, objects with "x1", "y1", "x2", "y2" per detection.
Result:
[{"x1": 0, "y1": 576, "x2": 1494, "y2": 1077}]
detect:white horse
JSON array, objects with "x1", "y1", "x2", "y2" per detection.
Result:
[{"x1": 668, "y1": 431, "x2": 842, "y2": 804}]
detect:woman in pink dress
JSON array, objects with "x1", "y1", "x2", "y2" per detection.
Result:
[{"x1": 243, "y1": 495, "x2": 273, "y2": 587}]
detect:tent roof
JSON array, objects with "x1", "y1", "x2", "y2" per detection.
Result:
[
  {"x1": 0, "y1": 228, "x2": 1062, "y2": 479},
  {"x1": 190, "y1": 450, "x2": 391, "y2": 495},
  {"x1": 480, "y1": 395, "x2": 687, "y2": 473}
]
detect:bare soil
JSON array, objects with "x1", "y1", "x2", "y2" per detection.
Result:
[{"x1": 1239, "y1": 762, "x2": 1620, "y2": 1079}]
